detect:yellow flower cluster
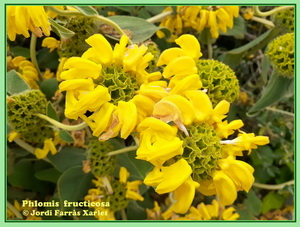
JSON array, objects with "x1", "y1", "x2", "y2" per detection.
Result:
[
  {"x1": 157, "y1": 6, "x2": 239, "y2": 41},
  {"x1": 59, "y1": 34, "x2": 161, "y2": 140},
  {"x1": 7, "y1": 6, "x2": 51, "y2": 41},
  {"x1": 61, "y1": 33, "x2": 269, "y2": 215},
  {"x1": 133, "y1": 34, "x2": 269, "y2": 214},
  {"x1": 84, "y1": 167, "x2": 144, "y2": 220}
]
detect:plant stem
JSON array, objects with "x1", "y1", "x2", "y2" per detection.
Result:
[
  {"x1": 146, "y1": 10, "x2": 173, "y2": 23},
  {"x1": 206, "y1": 32, "x2": 213, "y2": 59},
  {"x1": 106, "y1": 145, "x2": 139, "y2": 156},
  {"x1": 253, "y1": 180, "x2": 294, "y2": 190},
  {"x1": 121, "y1": 208, "x2": 127, "y2": 220},
  {"x1": 265, "y1": 107, "x2": 294, "y2": 117},
  {"x1": 7, "y1": 201, "x2": 23, "y2": 220},
  {"x1": 46, "y1": 6, "x2": 133, "y2": 44},
  {"x1": 251, "y1": 16, "x2": 275, "y2": 28},
  {"x1": 30, "y1": 34, "x2": 42, "y2": 81},
  {"x1": 13, "y1": 138, "x2": 51, "y2": 163},
  {"x1": 253, "y1": 6, "x2": 294, "y2": 17},
  {"x1": 35, "y1": 113, "x2": 88, "y2": 131},
  {"x1": 102, "y1": 176, "x2": 113, "y2": 195}
]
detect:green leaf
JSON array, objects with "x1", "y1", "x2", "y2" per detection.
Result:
[
  {"x1": 37, "y1": 48, "x2": 59, "y2": 70},
  {"x1": 236, "y1": 190, "x2": 262, "y2": 220},
  {"x1": 47, "y1": 147, "x2": 86, "y2": 172},
  {"x1": 7, "y1": 70, "x2": 30, "y2": 95},
  {"x1": 7, "y1": 159, "x2": 52, "y2": 193},
  {"x1": 40, "y1": 78, "x2": 58, "y2": 100},
  {"x1": 59, "y1": 130, "x2": 74, "y2": 143},
  {"x1": 72, "y1": 6, "x2": 98, "y2": 16},
  {"x1": 261, "y1": 55, "x2": 271, "y2": 83},
  {"x1": 219, "y1": 15, "x2": 245, "y2": 39},
  {"x1": 126, "y1": 201, "x2": 147, "y2": 220},
  {"x1": 221, "y1": 28, "x2": 280, "y2": 68},
  {"x1": 57, "y1": 166, "x2": 93, "y2": 209},
  {"x1": 49, "y1": 18, "x2": 75, "y2": 39},
  {"x1": 46, "y1": 101, "x2": 59, "y2": 121},
  {"x1": 262, "y1": 191, "x2": 285, "y2": 214},
  {"x1": 116, "y1": 152, "x2": 152, "y2": 181},
  {"x1": 247, "y1": 71, "x2": 294, "y2": 116},
  {"x1": 10, "y1": 46, "x2": 31, "y2": 58},
  {"x1": 109, "y1": 15, "x2": 160, "y2": 43},
  {"x1": 35, "y1": 168, "x2": 61, "y2": 183}
]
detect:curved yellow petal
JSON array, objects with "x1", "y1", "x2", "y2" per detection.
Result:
[
  {"x1": 218, "y1": 159, "x2": 254, "y2": 192},
  {"x1": 119, "y1": 166, "x2": 130, "y2": 184},
  {"x1": 172, "y1": 176, "x2": 200, "y2": 214},
  {"x1": 85, "y1": 34, "x2": 113, "y2": 65},
  {"x1": 61, "y1": 57, "x2": 102, "y2": 80},
  {"x1": 185, "y1": 90, "x2": 213, "y2": 122},
  {"x1": 157, "y1": 48, "x2": 185, "y2": 66},
  {"x1": 169, "y1": 74, "x2": 202, "y2": 95},
  {"x1": 155, "y1": 159, "x2": 192, "y2": 194},
  {"x1": 175, "y1": 34, "x2": 202, "y2": 61},
  {"x1": 59, "y1": 78, "x2": 94, "y2": 92},
  {"x1": 117, "y1": 101, "x2": 137, "y2": 139},
  {"x1": 213, "y1": 171, "x2": 237, "y2": 206},
  {"x1": 163, "y1": 56, "x2": 197, "y2": 78}
]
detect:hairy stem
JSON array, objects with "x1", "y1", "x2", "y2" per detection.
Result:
[
  {"x1": 7, "y1": 201, "x2": 23, "y2": 220},
  {"x1": 146, "y1": 10, "x2": 173, "y2": 23},
  {"x1": 253, "y1": 180, "x2": 294, "y2": 190},
  {"x1": 30, "y1": 34, "x2": 42, "y2": 81},
  {"x1": 265, "y1": 107, "x2": 294, "y2": 117},
  {"x1": 251, "y1": 16, "x2": 275, "y2": 28},
  {"x1": 102, "y1": 176, "x2": 113, "y2": 195},
  {"x1": 13, "y1": 138, "x2": 51, "y2": 163},
  {"x1": 36, "y1": 113, "x2": 88, "y2": 131},
  {"x1": 106, "y1": 145, "x2": 139, "y2": 156},
  {"x1": 253, "y1": 6, "x2": 294, "y2": 17}
]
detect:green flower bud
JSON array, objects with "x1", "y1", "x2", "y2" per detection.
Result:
[
  {"x1": 7, "y1": 90, "x2": 53, "y2": 143},
  {"x1": 196, "y1": 59, "x2": 240, "y2": 106},
  {"x1": 88, "y1": 138, "x2": 117, "y2": 177},
  {"x1": 178, "y1": 123, "x2": 223, "y2": 182},
  {"x1": 58, "y1": 16, "x2": 101, "y2": 57},
  {"x1": 274, "y1": 8, "x2": 294, "y2": 33},
  {"x1": 95, "y1": 66, "x2": 139, "y2": 105},
  {"x1": 103, "y1": 180, "x2": 129, "y2": 212},
  {"x1": 266, "y1": 33, "x2": 294, "y2": 77}
]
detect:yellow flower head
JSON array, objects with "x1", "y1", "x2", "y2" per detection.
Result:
[
  {"x1": 7, "y1": 6, "x2": 51, "y2": 41},
  {"x1": 42, "y1": 37, "x2": 60, "y2": 52},
  {"x1": 157, "y1": 6, "x2": 239, "y2": 41},
  {"x1": 59, "y1": 34, "x2": 160, "y2": 140},
  {"x1": 10, "y1": 56, "x2": 39, "y2": 89}
]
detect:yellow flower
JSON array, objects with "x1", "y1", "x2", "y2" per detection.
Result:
[
  {"x1": 171, "y1": 176, "x2": 200, "y2": 213},
  {"x1": 198, "y1": 157, "x2": 254, "y2": 206},
  {"x1": 35, "y1": 138, "x2": 57, "y2": 159},
  {"x1": 243, "y1": 8, "x2": 254, "y2": 20},
  {"x1": 136, "y1": 117, "x2": 183, "y2": 166},
  {"x1": 7, "y1": 6, "x2": 50, "y2": 41},
  {"x1": 215, "y1": 119, "x2": 244, "y2": 138},
  {"x1": 42, "y1": 37, "x2": 60, "y2": 52},
  {"x1": 144, "y1": 158, "x2": 192, "y2": 194},
  {"x1": 157, "y1": 6, "x2": 240, "y2": 41},
  {"x1": 10, "y1": 56, "x2": 39, "y2": 89},
  {"x1": 8, "y1": 131, "x2": 20, "y2": 142},
  {"x1": 221, "y1": 131, "x2": 270, "y2": 154},
  {"x1": 43, "y1": 69, "x2": 55, "y2": 79},
  {"x1": 59, "y1": 34, "x2": 158, "y2": 140}
]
